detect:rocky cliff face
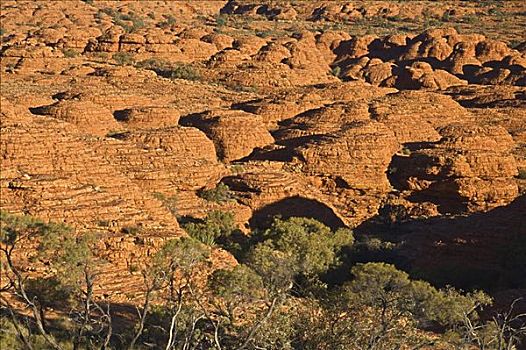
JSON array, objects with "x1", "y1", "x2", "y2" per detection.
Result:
[
  {"x1": 1, "y1": 106, "x2": 182, "y2": 233},
  {"x1": 392, "y1": 124, "x2": 519, "y2": 213},
  {"x1": 1, "y1": 0, "x2": 525, "y2": 301}
]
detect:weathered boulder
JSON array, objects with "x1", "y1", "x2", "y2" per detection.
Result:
[
  {"x1": 29, "y1": 100, "x2": 122, "y2": 136},
  {"x1": 393, "y1": 124, "x2": 519, "y2": 212},
  {"x1": 295, "y1": 120, "x2": 399, "y2": 191},
  {"x1": 181, "y1": 110, "x2": 274, "y2": 162}
]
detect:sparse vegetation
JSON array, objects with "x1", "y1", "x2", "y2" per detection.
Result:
[
  {"x1": 61, "y1": 48, "x2": 79, "y2": 58},
  {"x1": 197, "y1": 183, "x2": 234, "y2": 203},
  {"x1": 3, "y1": 1, "x2": 526, "y2": 348},
  {"x1": 135, "y1": 58, "x2": 200, "y2": 81},
  {"x1": 153, "y1": 192, "x2": 178, "y2": 216},
  {"x1": 330, "y1": 66, "x2": 342, "y2": 78},
  {"x1": 112, "y1": 52, "x2": 135, "y2": 66},
  {"x1": 157, "y1": 14, "x2": 176, "y2": 29},
  {"x1": 2, "y1": 212, "x2": 526, "y2": 349},
  {"x1": 182, "y1": 210, "x2": 240, "y2": 246},
  {"x1": 121, "y1": 225, "x2": 141, "y2": 235},
  {"x1": 215, "y1": 14, "x2": 228, "y2": 28},
  {"x1": 100, "y1": 8, "x2": 145, "y2": 33}
]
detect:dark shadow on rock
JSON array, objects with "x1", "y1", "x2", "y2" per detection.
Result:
[
  {"x1": 113, "y1": 109, "x2": 129, "y2": 122},
  {"x1": 354, "y1": 195, "x2": 526, "y2": 292},
  {"x1": 28, "y1": 105, "x2": 52, "y2": 116},
  {"x1": 249, "y1": 195, "x2": 346, "y2": 230}
]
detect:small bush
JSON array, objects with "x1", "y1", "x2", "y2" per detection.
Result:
[
  {"x1": 112, "y1": 52, "x2": 135, "y2": 66},
  {"x1": 100, "y1": 8, "x2": 145, "y2": 33},
  {"x1": 92, "y1": 51, "x2": 109, "y2": 61},
  {"x1": 153, "y1": 192, "x2": 178, "y2": 216},
  {"x1": 216, "y1": 14, "x2": 228, "y2": 27},
  {"x1": 517, "y1": 169, "x2": 526, "y2": 179},
  {"x1": 157, "y1": 14, "x2": 176, "y2": 28},
  {"x1": 330, "y1": 66, "x2": 342, "y2": 78},
  {"x1": 198, "y1": 183, "x2": 234, "y2": 203},
  {"x1": 136, "y1": 58, "x2": 200, "y2": 81},
  {"x1": 122, "y1": 225, "x2": 140, "y2": 235},
  {"x1": 62, "y1": 48, "x2": 79, "y2": 58},
  {"x1": 183, "y1": 210, "x2": 240, "y2": 246},
  {"x1": 97, "y1": 220, "x2": 110, "y2": 227},
  {"x1": 400, "y1": 147, "x2": 411, "y2": 156}
]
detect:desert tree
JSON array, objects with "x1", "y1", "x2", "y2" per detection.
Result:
[
  {"x1": 129, "y1": 236, "x2": 210, "y2": 350},
  {"x1": 0, "y1": 211, "x2": 112, "y2": 349},
  {"x1": 1, "y1": 211, "x2": 71, "y2": 350}
]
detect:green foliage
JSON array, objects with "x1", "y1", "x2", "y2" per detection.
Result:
[
  {"x1": 62, "y1": 48, "x2": 79, "y2": 58},
  {"x1": 293, "y1": 262, "x2": 494, "y2": 350},
  {"x1": 153, "y1": 192, "x2": 178, "y2": 216},
  {"x1": 198, "y1": 183, "x2": 234, "y2": 203},
  {"x1": 400, "y1": 146, "x2": 411, "y2": 155},
  {"x1": 0, "y1": 318, "x2": 75, "y2": 350},
  {"x1": 182, "y1": 210, "x2": 240, "y2": 246},
  {"x1": 247, "y1": 242, "x2": 296, "y2": 296},
  {"x1": 209, "y1": 265, "x2": 265, "y2": 322},
  {"x1": 121, "y1": 225, "x2": 141, "y2": 235},
  {"x1": 330, "y1": 66, "x2": 341, "y2": 78},
  {"x1": 157, "y1": 14, "x2": 176, "y2": 28},
  {"x1": 135, "y1": 58, "x2": 200, "y2": 81},
  {"x1": 25, "y1": 277, "x2": 73, "y2": 309},
  {"x1": 112, "y1": 52, "x2": 135, "y2": 66},
  {"x1": 0, "y1": 210, "x2": 72, "y2": 247},
  {"x1": 100, "y1": 8, "x2": 145, "y2": 33},
  {"x1": 151, "y1": 236, "x2": 209, "y2": 277},
  {"x1": 345, "y1": 263, "x2": 492, "y2": 327},
  {"x1": 259, "y1": 217, "x2": 354, "y2": 276},
  {"x1": 517, "y1": 168, "x2": 526, "y2": 179},
  {"x1": 215, "y1": 14, "x2": 228, "y2": 27},
  {"x1": 3, "y1": 212, "x2": 524, "y2": 350},
  {"x1": 210, "y1": 265, "x2": 263, "y2": 299}
]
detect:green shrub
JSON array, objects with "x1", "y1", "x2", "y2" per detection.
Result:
[
  {"x1": 400, "y1": 146, "x2": 411, "y2": 155},
  {"x1": 517, "y1": 168, "x2": 526, "y2": 179},
  {"x1": 122, "y1": 225, "x2": 140, "y2": 235},
  {"x1": 182, "y1": 210, "x2": 240, "y2": 246},
  {"x1": 256, "y1": 217, "x2": 354, "y2": 276},
  {"x1": 330, "y1": 66, "x2": 341, "y2": 78},
  {"x1": 62, "y1": 48, "x2": 79, "y2": 58},
  {"x1": 112, "y1": 52, "x2": 135, "y2": 66},
  {"x1": 216, "y1": 14, "x2": 228, "y2": 27},
  {"x1": 153, "y1": 192, "x2": 178, "y2": 216},
  {"x1": 136, "y1": 58, "x2": 200, "y2": 81},
  {"x1": 198, "y1": 183, "x2": 234, "y2": 203},
  {"x1": 157, "y1": 14, "x2": 176, "y2": 28}
]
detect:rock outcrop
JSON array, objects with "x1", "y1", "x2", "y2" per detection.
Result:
[
  {"x1": 181, "y1": 110, "x2": 274, "y2": 162},
  {"x1": 295, "y1": 120, "x2": 399, "y2": 192},
  {"x1": 392, "y1": 124, "x2": 519, "y2": 212}
]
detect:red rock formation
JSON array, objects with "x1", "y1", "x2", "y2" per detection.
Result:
[
  {"x1": 393, "y1": 124, "x2": 519, "y2": 212},
  {"x1": 295, "y1": 120, "x2": 399, "y2": 192},
  {"x1": 181, "y1": 110, "x2": 274, "y2": 162}
]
